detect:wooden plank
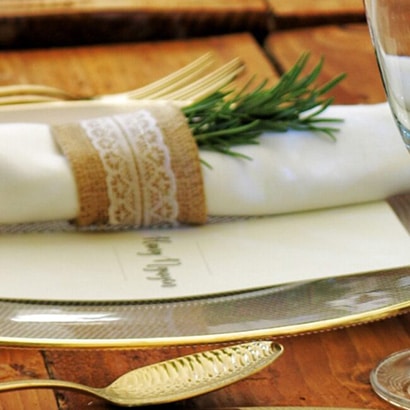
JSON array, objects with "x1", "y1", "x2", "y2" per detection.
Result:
[
  {"x1": 269, "y1": 0, "x2": 364, "y2": 17},
  {"x1": 264, "y1": 24, "x2": 386, "y2": 104},
  {"x1": 0, "y1": 0, "x2": 267, "y2": 14},
  {"x1": 269, "y1": 0, "x2": 365, "y2": 28},
  {"x1": 0, "y1": 1, "x2": 271, "y2": 48},
  {"x1": 0, "y1": 349, "x2": 58, "y2": 409}
]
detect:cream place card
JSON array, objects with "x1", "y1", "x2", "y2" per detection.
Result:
[{"x1": 0, "y1": 200, "x2": 409, "y2": 302}]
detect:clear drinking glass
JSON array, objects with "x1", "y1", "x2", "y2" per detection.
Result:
[
  {"x1": 363, "y1": 0, "x2": 410, "y2": 408},
  {"x1": 364, "y1": 0, "x2": 410, "y2": 150}
]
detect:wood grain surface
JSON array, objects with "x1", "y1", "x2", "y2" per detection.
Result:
[
  {"x1": 0, "y1": 0, "x2": 267, "y2": 13},
  {"x1": 0, "y1": 25, "x2": 409, "y2": 410},
  {"x1": 0, "y1": 0, "x2": 367, "y2": 48},
  {"x1": 268, "y1": 0, "x2": 364, "y2": 16},
  {"x1": 265, "y1": 24, "x2": 386, "y2": 104},
  {"x1": 0, "y1": 0, "x2": 271, "y2": 48},
  {"x1": 269, "y1": 0, "x2": 365, "y2": 29}
]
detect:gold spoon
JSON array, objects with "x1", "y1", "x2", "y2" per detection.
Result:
[{"x1": 0, "y1": 341, "x2": 283, "y2": 407}]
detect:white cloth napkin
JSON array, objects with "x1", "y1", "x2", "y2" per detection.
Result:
[
  {"x1": 202, "y1": 103, "x2": 410, "y2": 215},
  {"x1": 0, "y1": 102, "x2": 410, "y2": 224}
]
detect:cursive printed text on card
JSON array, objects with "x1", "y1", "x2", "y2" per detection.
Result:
[{"x1": 138, "y1": 236, "x2": 180, "y2": 288}]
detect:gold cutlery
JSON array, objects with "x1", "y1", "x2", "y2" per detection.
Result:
[
  {"x1": 0, "y1": 341, "x2": 282, "y2": 407},
  {"x1": 0, "y1": 53, "x2": 244, "y2": 106}
]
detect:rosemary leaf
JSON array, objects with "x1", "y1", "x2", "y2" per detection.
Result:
[{"x1": 182, "y1": 53, "x2": 346, "y2": 157}]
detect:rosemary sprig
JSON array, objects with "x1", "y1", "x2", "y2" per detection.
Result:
[{"x1": 182, "y1": 53, "x2": 346, "y2": 159}]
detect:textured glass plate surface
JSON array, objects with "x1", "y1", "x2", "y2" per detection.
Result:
[{"x1": 0, "y1": 266, "x2": 409, "y2": 348}]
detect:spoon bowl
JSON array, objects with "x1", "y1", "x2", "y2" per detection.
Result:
[{"x1": 0, "y1": 341, "x2": 283, "y2": 407}]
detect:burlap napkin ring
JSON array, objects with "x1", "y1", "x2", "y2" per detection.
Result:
[{"x1": 51, "y1": 103, "x2": 207, "y2": 227}]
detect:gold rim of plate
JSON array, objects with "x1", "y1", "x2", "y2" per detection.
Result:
[{"x1": 1, "y1": 303, "x2": 409, "y2": 349}]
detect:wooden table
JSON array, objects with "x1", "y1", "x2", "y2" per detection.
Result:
[{"x1": 0, "y1": 27, "x2": 409, "y2": 410}]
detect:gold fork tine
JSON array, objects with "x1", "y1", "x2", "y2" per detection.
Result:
[
  {"x1": 174, "y1": 69, "x2": 244, "y2": 106},
  {"x1": 164, "y1": 58, "x2": 244, "y2": 102},
  {"x1": 106, "y1": 52, "x2": 215, "y2": 100}
]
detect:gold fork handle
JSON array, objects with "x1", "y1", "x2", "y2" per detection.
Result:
[
  {"x1": 0, "y1": 84, "x2": 78, "y2": 99},
  {"x1": 0, "y1": 378, "x2": 101, "y2": 398}
]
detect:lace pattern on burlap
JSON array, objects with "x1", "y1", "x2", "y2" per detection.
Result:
[
  {"x1": 52, "y1": 104, "x2": 207, "y2": 228},
  {"x1": 80, "y1": 110, "x2": 178, "y2": 226}
]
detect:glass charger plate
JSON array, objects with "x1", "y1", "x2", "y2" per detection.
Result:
[{"x1": 0, "y1": 266, "x2": 409, "y2": 348}]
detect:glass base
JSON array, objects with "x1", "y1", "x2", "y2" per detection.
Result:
[{"x1": 370, "y1": 349, "x2": 410, "y2": 409}]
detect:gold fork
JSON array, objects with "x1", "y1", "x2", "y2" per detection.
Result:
[{"x1": 0, "y1": 54, "x2": 244, "y2": 106}]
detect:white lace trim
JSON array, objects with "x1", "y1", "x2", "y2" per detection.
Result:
[{"x1": 80, "y1": 110, "x2": 178, "y2": 226}]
